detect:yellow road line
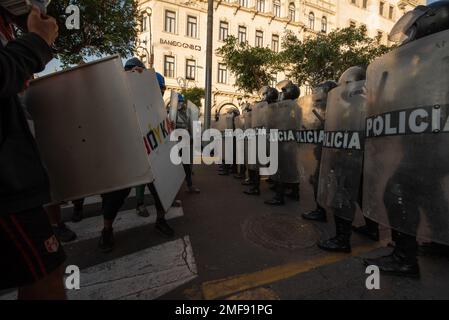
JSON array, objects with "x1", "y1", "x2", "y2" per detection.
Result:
[{"x1": 202, "y1": 240, "x2": 388, "y2": 300}]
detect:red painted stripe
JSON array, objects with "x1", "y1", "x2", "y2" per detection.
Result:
[
  {"x1": 10, "y1": 214, "x2": 48, "y2": 277},
  {"x1": 0, "y1": 217, "x2": 39, "y2": 281}
]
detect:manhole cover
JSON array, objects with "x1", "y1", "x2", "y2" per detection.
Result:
[{"x1": 243, "y1": 213, "x2": 318, "y2": 251}]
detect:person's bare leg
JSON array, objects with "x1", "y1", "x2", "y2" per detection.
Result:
[{"x1": 17, "y1": 265, "x2": 66, "y2": 300}]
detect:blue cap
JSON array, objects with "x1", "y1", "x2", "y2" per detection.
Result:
[
  {"x1": 177, "y1": 93, "x2": 185, "y2": 104},
  {"x1": 156, "y1": 72, "x2": 166, "y2": 89},
  {"x1": 124, "y1": 57, "x2": 145, "y2": 71}
]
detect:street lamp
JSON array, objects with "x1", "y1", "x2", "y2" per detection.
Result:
[{"x1": 139, "y1": 7, "x2": 154, "y2": 68}]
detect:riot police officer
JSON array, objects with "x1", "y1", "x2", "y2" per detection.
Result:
[
  {"x1": 244, "y1": 86, "x2": 278, "y2": 196},
  {"x1": 316, "y1": 66, "x2": 379, "y2": 253},
  {"x1": 299, "y1": 81, "x2": 337, "y2": 220},
  {"x1": 363, "y1": 1, "x2": 449, "y2": 278},
  {"x1": 265, "y1": 81, "x2": 301, "y2": 206}
]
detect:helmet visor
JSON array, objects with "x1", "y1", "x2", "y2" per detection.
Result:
[{"x1": 389, "y1": 7, "x2": 428, "y2": 44}]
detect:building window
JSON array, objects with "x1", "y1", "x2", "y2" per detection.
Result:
[
  {"x1": 309, "y1": 12, "x2": 315, "y2": 30},
  {"x1": 219, "y1": 21, "x2": 229, "y2": 41},
  {"x1": 185, "y1": 59, "x2": 196, "y2": 80},
  {"x1": 239, "y1": 0, "x2": 248, "y2": 7},
  {"x1": 351, "y1": 0, "x2": 356, "y2": 5},
  {"x1": 164, "y1": 55, "x2": 175, "y2": 78},
  {"x1": 186, "y1": 15, "x2": 197, "y2": 38},
  {"x1": 389, "y1": 5, "x2": 394, "y2": 19},
  {"x1": 164, "y1": 10, "x2": 176, "y2": 33},
  {"x1": 255, "y1": 30, "x2": 264, "y2": 47},
  {"x1": 271, "y1": 34, "x2": 279, "y2": 52},
  {"x1": 321, "y1": 16, "x2": 327, "y2": 33},
  {"x1": 273, "y1": 1, "x2": 281, "y2": 18},
  {"x1": 362, "y1": 0, "x2": 368, "y2": 9},
  {"x1": 257, "y1": 0, "x2": 265, "y2": 12},
  {"x1": 379, "y1": 1, "x2": 385, "y2": 16},
  {"x1": 288, "y1": 3, "x2": 295, "y2": 21},
  {"x1": 141, "y1": 15, "x2": 148, "y2": 32},
  {"x1": 218, "y1": 63, "x2": 227, "y2": 84},
  {"x1": 238, "y1": 25, "x2": 247, "y2": 43}
]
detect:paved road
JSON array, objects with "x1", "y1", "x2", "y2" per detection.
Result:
[{"x1": 2, "y1": 165, "x2": 448, "y2": 300}]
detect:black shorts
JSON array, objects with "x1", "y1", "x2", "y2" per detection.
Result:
[{"x1": 0, "y1": 207, "x2": 66, "y2": 290}]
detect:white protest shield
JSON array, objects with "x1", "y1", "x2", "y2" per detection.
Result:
[
  {"x1": 169, "y1": 90, "x2": 179, "y2": 123},
  {"x1": 126, "y1": 69, "x2": 186, "y2": 212},
  {"x1": 24, "y1": 55, "x2": 154, "y2": 202}
]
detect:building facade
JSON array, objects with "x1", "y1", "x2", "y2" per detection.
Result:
[{"x1": 136, "y1": 0, "x2": 424, "y2": 115}]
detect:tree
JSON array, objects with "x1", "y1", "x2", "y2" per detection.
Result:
[
  {"x1": 48, "y1": 0, "x2": 138, "y2": 66},
  {"x1": 280, "y1": 26, "x2": 393, "y2": 87},
  {"x1": 181, "y1": 87, "x2": 205, "y2": 108},
  {"x1": 216, "y1": 36, "x2": 279, "y2": 93}
]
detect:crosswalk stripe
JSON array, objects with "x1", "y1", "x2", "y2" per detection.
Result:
[
  {"x1": 66, "y1": 206, "x2": 184, "y2": 244},
  {"x1": 1, "y1": 235, "x2": 196, "y2": 300},
  {"x1": 68, "y1": 236, "x2": 197, "y2": 300}
]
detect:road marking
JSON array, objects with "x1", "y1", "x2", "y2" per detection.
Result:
[
  {"x1": 61, "y1": 189, "x2": 152, "y2": 209},
  {"x1": 69, "y1": 236, "x2": 197, "y2": 300},
  {"x1": 201, "y1": 240, "x2": 388, "y2": 300},
  {"x1": 226, "y1": 287, "x2": 279, "y2": 300},
  {"x1": 1, "y1": 236, "x2": 197, "y2": 300},
  {"x1": 66, "y1": 206, "x2": 184, "y2": 244}
]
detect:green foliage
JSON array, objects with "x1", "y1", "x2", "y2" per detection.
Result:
[
  {"x1": 216, "y1": 36, "x2": 280, "y2": 93},
  {"x1": 280, "y1": 26, "x2": 393, "y2": 87},
  {"x1": 181, "y1": 87, "x2": 205, "y2": 107},
  {"x1": 48, "y1": 0, "x2": 138, "y2": 66}
]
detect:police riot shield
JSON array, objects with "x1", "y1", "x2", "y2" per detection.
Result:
[
  {"x1": 248, "y1": 101, "x2": 268, "y2": 171},
  {"x1": 363, "y1": 29, "x2": 449, "y2": 244},
  {"x1": 317, "y1": 80, "x2": 366, "y2": 220},
  {"x1": 186, "y1": 101, "x2": 200, "y2": 132},
  {"x1": 126, "y1": 69, "x2": 186, "y2": 211},
  {"x1": 242, "y1": 108, "x2": 253, "y2": 166},
  {"x1": 24, "y1": 56, "x2": 154, "y2": 203},
  {"x1": 297, "y1": 94, "x2": 326, "y2": 203},
  {"x1": 267, "y1": 100, "x2": 301, "y2": 183}
]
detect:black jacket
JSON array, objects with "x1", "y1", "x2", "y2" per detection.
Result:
[{"x1": 0, "y1": 32, "x2": 53, "y2": 214}]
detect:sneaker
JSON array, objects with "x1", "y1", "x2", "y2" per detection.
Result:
[
  {"x1": 155, "y1": 218, "x2": 174, "y2": 238},
  {"x1": 53, "y1": 223, "x2": 77, "y2": 243},
  {"x1": 136, "y1": 204, "x2": 150, "y2": 217},
  {"x1": 99, "y1": 228, "x2": 114, "y2": 253}
]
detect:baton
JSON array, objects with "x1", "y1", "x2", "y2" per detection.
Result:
[{"x1": 312, "y1": 109, "x2": 325, "y2": 123}]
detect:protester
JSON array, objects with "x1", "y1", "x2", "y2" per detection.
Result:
[{"x1": 0, "y1": 4, "x2": 66, "y2": 299}]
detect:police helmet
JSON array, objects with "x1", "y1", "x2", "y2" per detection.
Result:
[
  {"x1": 258, "y1": 86, "x2": 279, "y2": 104},
  {"x1": 277, "y1": 80, "x2": 300, "y2": 101},
  {"x1": 389, "y1": 1, "x2": 449, "y2": 46},
  {"x1": 338, "y1": 66, "x2": 366, "y2": 85}
]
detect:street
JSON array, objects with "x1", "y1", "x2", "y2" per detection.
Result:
[{"x1": 2, "y1": 164, "x2": 448, "y2": 300}]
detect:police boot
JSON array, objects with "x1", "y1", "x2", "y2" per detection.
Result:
[
  {"x1": 218, "y1": 165, "x2": 230, "y2": 176},
  {"x1": 285, "y1": 183, "x2": 300, "y2": 201},
  {"x1": 352, "y1": 217, "x2": 380, "y2": 242},
  {"x1": 364, "y1": 231, "x2": 420, "y2": 278},
  {"x1": 302, "y1": 205, "x2": 327, "y2": 222},
  {"x1": 234, "y1": 165, "x2": 246, "y2": 179},
  {"x1": 264, "y1": 183, "x2": 285, "y2": 206},
  {"x1": 317, "y1": 215, "x2": 352, "y2": 253},
  {"x1": 242, "y1": 170, "x2": 255, "y2": 186}
]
